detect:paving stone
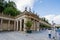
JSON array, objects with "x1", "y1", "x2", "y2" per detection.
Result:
[{"x1": 0, "y1": 30, "x2": 59, "y2": 40}]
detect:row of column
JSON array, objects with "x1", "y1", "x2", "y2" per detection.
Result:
[
  {"x1": 17, "y1": 20, "x2": 22, "y2": 31},
  {"x1": 35, "y1": 21, "x2": 40, "y2": 31},
  {"x1": 0, "y1": 18, "x2": 40, "y2": 31},
  {"x1": 16, "y1": 18, "x2": 40, "y2": 32},
  {"x1": 0, "y1": 19, "x2": 16, "y2": 31},
  {"x1": 16, "y1": 19, "x2": 26, "y2": 32},
  {"x1": 0, "y1": 19, "x2": 21, "y2": 31},
  {"x1": 31, "y1": 19, "x2": 40, "y2": 31}
]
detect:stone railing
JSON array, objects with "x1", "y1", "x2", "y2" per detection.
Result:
[
  {"x1": 0, "y1": 13, "x2": 15, "y2": 18},
  {"x1": 39, "y1": 20, "x2": 51, "y2": 26}
]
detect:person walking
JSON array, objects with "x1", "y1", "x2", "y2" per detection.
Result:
[{"x1": 48, "y1": 28, "x2": 52, "y2": 39}]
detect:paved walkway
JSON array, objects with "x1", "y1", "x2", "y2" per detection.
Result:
[{"x1": 0, "y1": 30, "x2": 59, "y2": 40}]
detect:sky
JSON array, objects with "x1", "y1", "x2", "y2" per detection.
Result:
[{"x1": 8, "y1": 0, "x2": 60, "y2": 24}]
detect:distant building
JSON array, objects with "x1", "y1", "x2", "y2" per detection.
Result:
[
  {"x1": 0, "y1": 7, "x2": 50, "y2": 32},
  {"x1": 55, "y1": 24, "x2": 60, "y2": 27}
]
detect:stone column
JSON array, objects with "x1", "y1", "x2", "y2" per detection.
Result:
[
  {"x1": 0, "y1": 19, "x2": 3, "y2": 31},
  {"x1": 33, "y1": 20, "x2": 35, "y2": 31},
  {"x1": 17, "y1": 21, "x2": 18, "y2": 31},
  {"x1": 8, "y1": 20, "x2": 10, "y2": 30},
  {"x1": 37, "y1": 21, "x2": 38, "y2": 31},
  {"x1": 20, "y1": 20, "x2": 22, "y2": 31},
  {"x1": 35, "y1": 21, "x2": 37, "y2": 31},
  {"x1": 14, "y1": 20, "x2": 16, "y2": 31},
  {"x1": 39, "y1": 22, "x2": 40, "y2": 30},
  {"x1": 34, "y1": 20, "x2": 36, "y2": 31},
  {"x1": 24, "y1": 18, "x2": 26, "y2": 32},
  {"x1": 37, "y1": 22, "x2": 40, "y2": 31},
  {"x1": 31, "y1": 20, "x2": 34, "y2": 30}
]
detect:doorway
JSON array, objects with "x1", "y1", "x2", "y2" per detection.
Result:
[{"x1": 21, "y1": 19, "x2": 24, "y2": 31}]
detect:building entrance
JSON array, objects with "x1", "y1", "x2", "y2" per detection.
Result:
[{"x1": 21, "y1": 19, "x2": 24, "y2": 31}]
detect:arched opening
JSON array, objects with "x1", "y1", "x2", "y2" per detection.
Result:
[{"x1": 21, "y1": 19, "x2": 24, "y2": 31}]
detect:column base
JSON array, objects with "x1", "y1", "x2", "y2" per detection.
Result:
[
  {"x1": 24, "y1": 29, "x2": 26, "y2": 32},
  {"x1": 8, "y1": 29, "x2": 10, "y2": 31},
  {"x1": 37, "y1": 29, "x2": 40, "y2": 31},
  {"x1": 0, "y1": 29, "x2": 3, "y2": 31}
]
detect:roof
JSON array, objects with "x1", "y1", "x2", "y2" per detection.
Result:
[
  {"x1": 0, "y1": 11, "x2": 51, "y2": 26},
  {"x1": 15, "y1": 10, "x2": 40, "y2": 19}
]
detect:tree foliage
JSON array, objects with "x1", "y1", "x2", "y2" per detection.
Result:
[
  {"x1": 3, "y1": 7, "x2": 20, "y2": 16},
  {"x1": 0, "y1": 0, "x2": 21, "y2": 16},
  {"x1": 40, "y1": 23, "x2": 50, "y2": 28},
  {"x1": 5, "y1": 1, "x2": 16, "y2": 9},
  {"x1": 41, "y1": 17, "x2": 49, "y2": 24},
  {"x1": 25, "y1": 21, "x2": 32, "y2": 28},
  {"x1": 25, "y1": 21, "x2": 32, "y2": 30},
  {"x1": 0, "y1": 0, "x2": 5, "y2": 12}
]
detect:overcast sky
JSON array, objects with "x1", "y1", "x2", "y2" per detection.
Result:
[{"x1": 7, "y1": 0, "x2": 60, "y2": 24}]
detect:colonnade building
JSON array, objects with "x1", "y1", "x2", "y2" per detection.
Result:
[{"x1": 0, "y1": 8, "x2": 50, "y2": 32}]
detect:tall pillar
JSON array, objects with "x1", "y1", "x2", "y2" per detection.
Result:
[
  {"x1": 34, "y1": 20, "x2": 36, "y2": 31},
  {"x1": 31, "y1": 20, "x2": 34, "y2": 30},
  {"x1": 37, "y1": 22, "x2": 40, "y2": 31},
  {"x1": 17, "y1": 21, "x2": 18, "y2": 31},
  {"x1": 33, "y1": 20, "x2": 35, "y2": 31},
  {"x1": 39, "y1": 23, "x2": 40, "y2": 30},
  {"x1": 35, "y1": 21, "x2": 37, "y2": 31},
  {"x1": 0, "y1": 19, "x2": 3, "y2": 31},
  {"x1": 24, "y1": 18, "x2": 26, "y2": 32},
  {"x1": 8, "y1": 20, "x2": 10, "y2": 30},
  {"x1": 14, "y1": 20, "x2": 16, "y2": 31},
  {"x1": 20, "y1": 20, "x2": 22, "y2": 31}
]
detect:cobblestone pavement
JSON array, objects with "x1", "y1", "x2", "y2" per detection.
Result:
[{"x1": 0, "y1": 30, "x2": 59, "y2": 40}]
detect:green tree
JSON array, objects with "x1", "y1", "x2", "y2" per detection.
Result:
[
  {"x1": 25, "y1": 21, "x2": 32, "y2": 31},
  {"x1": 42, "y1": 17, "x2": 49, "y2": 24},
  {"x1": 0, "y1": 0, "x2": 21, "y2": 16},
  {"x1": 2, "y1": 0, "x2": 21, "y2": 16},
  {"x1": 40, "y1": 23, "x2": 50, "y2": 29},
  {"x1": 3, "y1": 7, "x2": 20, "y2": 16},
  {"x1": 6, "y1": 0, "x2": 16, "y2": 9},
  {"x1": 0, "y1": 0, "x2": 5, "y2": 12}
]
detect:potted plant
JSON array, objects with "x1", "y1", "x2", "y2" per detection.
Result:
[{"x1": 25, "y1": 21, "x2": 32, "y2": 33}]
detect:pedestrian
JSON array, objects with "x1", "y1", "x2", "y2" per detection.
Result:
[{"x1": 48, "y1": 28, "x2": 52, "y2": 39}]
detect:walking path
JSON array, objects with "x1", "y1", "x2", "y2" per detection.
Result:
[{"x1": 0, "y1": 30, "x2": 59, "y2": 40}]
